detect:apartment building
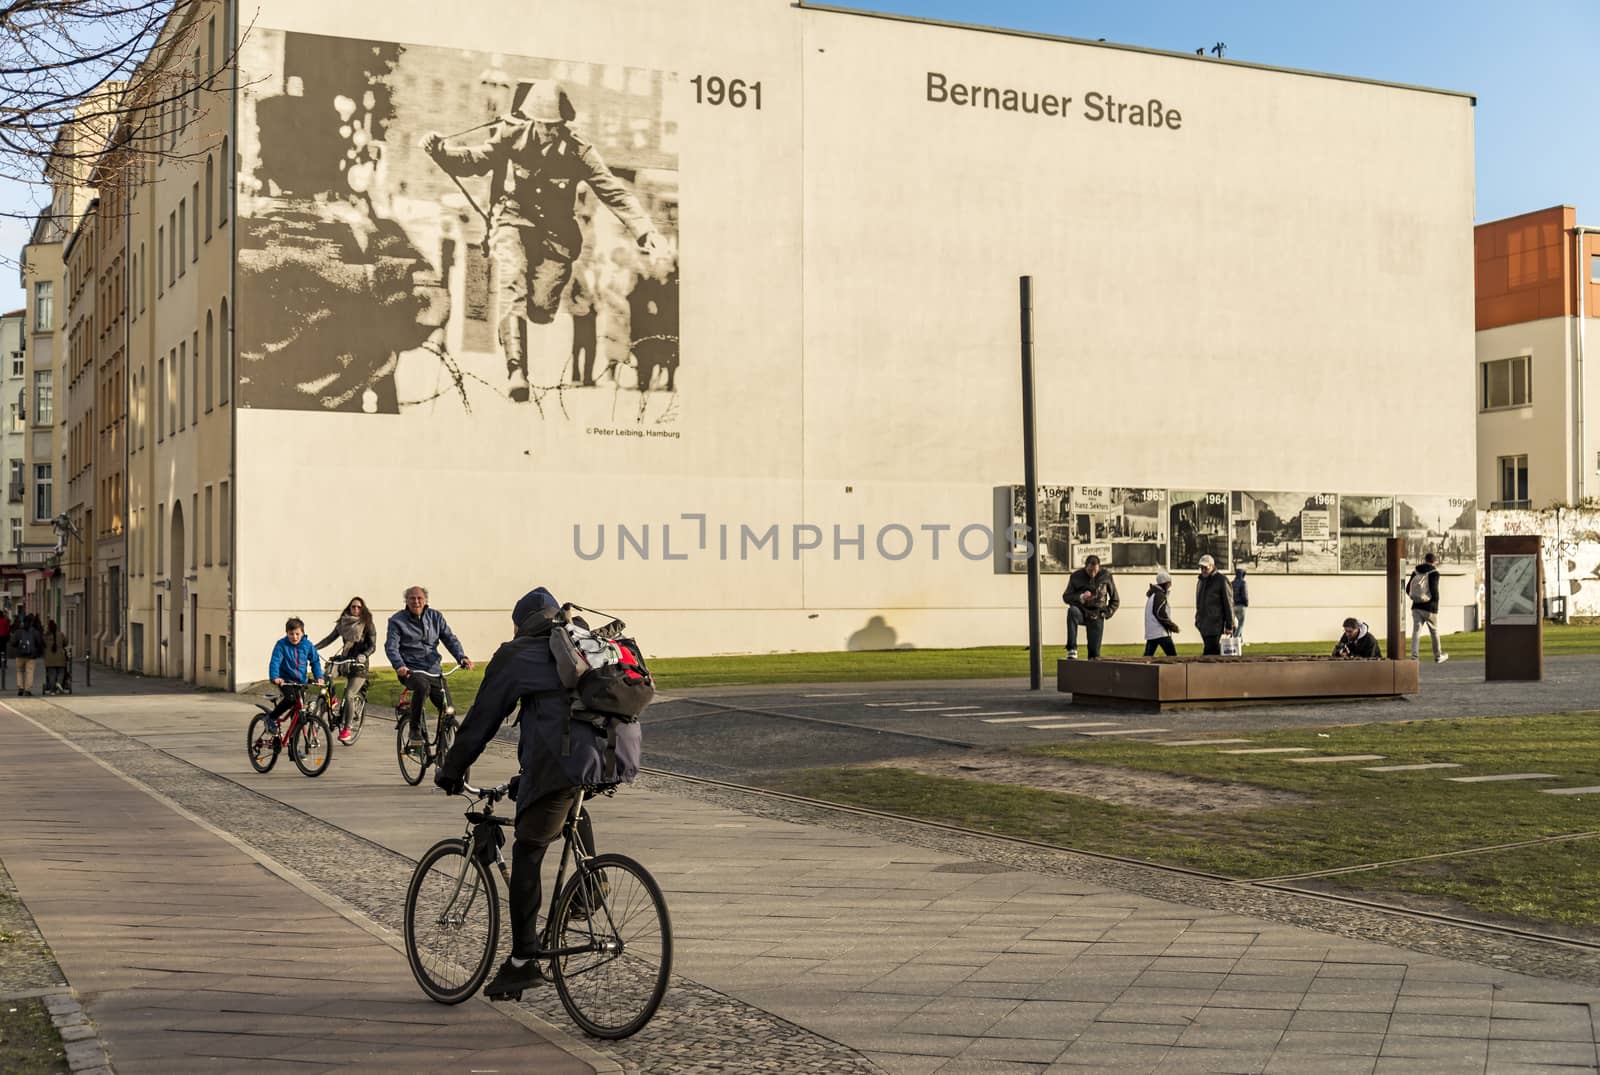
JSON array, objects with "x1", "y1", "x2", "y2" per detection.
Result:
[
  {"x1": 62, "y1": 197, "x2": 98, "y2": 651},
  {"x1": 1475, "y1": 206, "x2": 1600, "y2": 509},
  {"x1": 0, "y1": 309, "x2": 25, "y2": 609}
]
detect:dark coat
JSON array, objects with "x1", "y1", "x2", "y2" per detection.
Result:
[
  {"x1": 1232, "y1": 575, "x2": 1249, "y2": 607},
  {"x1": 1063, "y1": 567, "x2": 1120, "y2": 621},
  {"x1": 1334, "y1": 624, "x2": 1383, "y2": 660},
  {"x1": 1407, "y1": 564, "x2": 1441, "y2": 614},
  {"x1": 384, "y1": 606, "x2": 467, "y2": 676},
  {"x1": 1194, "y1": 571, "x2": 1235, "y2": 636},
  {"x1": 439, "y1": 588, "x2": 639, "y2": 818}
]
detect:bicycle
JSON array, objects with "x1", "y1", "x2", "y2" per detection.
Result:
[
  {"x1": 246, "y1": 683, "x2": 333, "y2": 777},
  {"x1": 325, "y1": 657, "x2": 369, "y2": 745},
  {"x1": 394, "y1": 664, "x2": 462, "y2": 786},
  {"x1": 403, "y1": 777, "x2": 671, "y2": 1039}
]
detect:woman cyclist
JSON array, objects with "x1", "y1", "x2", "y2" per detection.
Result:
[{"x1": 316, "y1": 596, "x2": 376, "y2": 744}]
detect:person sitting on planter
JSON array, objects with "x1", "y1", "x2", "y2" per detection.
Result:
[{"x1": 1332, "y1": 617, "x2": 1382, "y2": 660}]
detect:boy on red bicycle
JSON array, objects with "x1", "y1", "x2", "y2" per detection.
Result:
[{"x1": 265, "y1": 617, "x2": 324, "y2": 732}]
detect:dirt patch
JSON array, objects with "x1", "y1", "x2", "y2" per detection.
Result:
[{"x1": 868, "y1": 752, "x2": 1306, "y2": 814}]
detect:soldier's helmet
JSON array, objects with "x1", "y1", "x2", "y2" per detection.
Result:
[{"x1": 511, "y1": 79, "x2": 576, "y2": 124}]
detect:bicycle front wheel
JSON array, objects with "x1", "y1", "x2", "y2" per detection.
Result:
[
  {"x1": 292, "y1": 713, "x2": 333, "y2": 777},
  {"x1": 550, "y1": 853, "x2": 672, "y2": 1040},
  {"x1": 396, "y1": 717, "x2": 430, "y2": 786},
  {"x1": 405, "y1": 838, "x2": 500, "y2": 1004},
  {"x1": 246, "y1": 714, "x2": 280, "y2": 773}
]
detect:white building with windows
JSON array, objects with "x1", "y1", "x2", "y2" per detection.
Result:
[
  {"x1": 0, "y1": 308, "x2": 25, "y2": 609},
  {"x1": 1475, "y1": 205, "x2": 1600, "y2": 509}
]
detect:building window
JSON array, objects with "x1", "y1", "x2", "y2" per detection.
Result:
[
  {"x1": 178, "y1": 340, "x2": 187, "y2": 431},
  {"x1": 1498, "y1": 454, "x2": 1530, "y2": 509},
  {"x1": 157, "y1": 227, "x2": 164, "y2": 295},
  {"x1": 218, "y1": 633, "x2": 227, "y2": 675},
  {"x1": 204, "y1": 484, "x2": 213, "y2": 565},
  {"x1": 33, "y1": 463, "x2": 51, "y2": 521},
  {"x1": 157, "y1": 502, "x2": 164, "y2": 574},
  {"x1": 156, "y1": 357, "x2": 164, "y2": 440},
  {"x1": 10, "y1": 352, "x2": 21, "y2": 377},
  {"x1": 219, "y1": 136, "x2": 230, "y2": 224},
  {"x1": 191, "y1": 184, "x2": 199, "y2": 260},
  {"x1": 178, "y1": 200, "x2": 186, "y2": 275},
  {"x1": 219, "y1": 480, "x2": 230, "y2": 564},
  {"x1": 218, "y1": 299, "x2": 230, "y2": 403},
  {"x1": 1592, "y1": 253, "x2": 1600, "y2": 284},
  {"x1": 33, "y1": 370, "x2": 52, "y2": 425},
  {"x1": 204, "y1": 633, "x2": 212, "y2": 672},
  {"x1": 33, "y1": 281, "x2": 53, "y2": 331},
  {"x1": 1481, "y1": 356, "x2": 1532, "y2": 411},
  {"x1": 205, "y1": 312, "x2": 214, "y2": 411},
  {"x1": 207, "y1": 16, "x2": 216, "y2": 74},
  {"x1": 9, "y1": 516, "x2": 18, "y2": 552},
  {"x1": 205, "y1": 157, "x2": 214, "y2": 240},
  {"x1": 168, "y1": 212, "x2": 176, "y2": 284},
  {"x1": 8, "y1": 398, "x2": 21, "y2": 434}
]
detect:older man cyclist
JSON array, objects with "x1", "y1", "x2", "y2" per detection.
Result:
[{"x1": 385, "y1": 585, "x2": 474, "y2": 746}]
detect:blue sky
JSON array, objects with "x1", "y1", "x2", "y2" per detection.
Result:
[{"x1": 1, "y1": 0, "x2": 1595, "y2": 309}]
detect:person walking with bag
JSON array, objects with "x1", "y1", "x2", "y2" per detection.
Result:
[
  {"x1": 11, "y1": 614, "x2": 43, "y2": 696},
  {"x1": 1406, "y1": 552, "x2": 1448, "y2": 663},
  {"x1": 1143, "y1": 571, "x2": 1181, "y2": 656},
  {"x1": 42, "y1": 620, "x2": 68, "y2": 695},
  {"x1": 1194, "y1": 555, "x2": 1235, "y2": 656}
]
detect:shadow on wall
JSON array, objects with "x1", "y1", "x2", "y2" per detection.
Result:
[{"x1": 847, "y1": 615, "x2": 915, "y2": 652}]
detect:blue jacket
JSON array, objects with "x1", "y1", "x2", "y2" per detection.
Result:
[
  {"x1": 269, "y1": 636, "x2": 322, "y2": 684},
  {"x1": 384, "y1": 606, "x2": 467, "y2": 675}
]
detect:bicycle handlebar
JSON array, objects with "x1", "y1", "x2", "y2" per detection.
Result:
[{"x1": 461, "y1": 779, "x2": 512, "y2": 801}]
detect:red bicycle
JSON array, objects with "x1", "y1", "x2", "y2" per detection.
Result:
[{"x1": 247, "y1": 683, "x2": 333, "y2": 777}]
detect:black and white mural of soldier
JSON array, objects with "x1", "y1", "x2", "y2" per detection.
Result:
[{"x1": 421, "y1": 79, "x2": 668, "y2": 403}]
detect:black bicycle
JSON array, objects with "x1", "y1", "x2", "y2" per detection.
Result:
[
  {"x1": 403, "y1": 777, "x2": 671, "y2": 1039},
  {"x1": 394, "y1": 665, "x2": 461, "y2": 786}
]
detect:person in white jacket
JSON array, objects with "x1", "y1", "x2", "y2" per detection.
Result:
[{"x1": 1143, "y1": 571, "x2": 1181, "y2": 657}]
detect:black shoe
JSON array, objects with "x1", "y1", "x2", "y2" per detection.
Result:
[{"x1": 483, "y1": 957, "x2": 547, "y2": 999}]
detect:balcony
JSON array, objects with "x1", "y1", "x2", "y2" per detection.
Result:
[{"x1": 6, "y1": 482, "x2": 21, "y2": 504}]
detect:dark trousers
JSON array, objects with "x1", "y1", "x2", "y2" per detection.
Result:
[
  {"x1": 570, "y1": 312, "x2": 596, "y2": 385},
  {"x1": 1143, "y1": 636, "x2": 1177, "y2": 657},
  {"x1": 405, "y1": 671, "x2": 446, "y2": 735},
  {"x1": 1066, "y1": 606, "x2": 1104, "y2": 658},
  {"x1": 509, "y1": 789, "x2": 597, "y2": 959},
  {"x1": 1201, "y1": 634, "x2": 1223, "y2": 656},
  {"x1": 267, "y1": 684, "x2": 303, "y2": 724}
]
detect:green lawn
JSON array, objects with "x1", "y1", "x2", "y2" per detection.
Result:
[
  {"x1": 352, "y1": 625, "x2": 1600, "y2": 706},
  {"x1": 0, "y1": 998, "x2": 68, "y2": 1075},
  {"x1": 777, "y1": 714, "x2": 1600, "y2": 932}
]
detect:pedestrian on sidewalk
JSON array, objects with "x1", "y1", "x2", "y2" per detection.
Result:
[
  {"x1": 1194, "y1": 555, "x2": 1234, "y2": 656},
  {"x1": 42, "y1": 620, "x2": 68, "y2": 695},
  {"x1": 1062, "y1": 554, "x2": 1119, "y2": 660},
  {"x1": 1406, "y1": 552, "x2": 1448, "y2": 663},
  {"x1": 0, "y1": 609, "x2": 11, "y2": 688},
  {"x1": 11, "y1": 614, "x2": 42, "y2": 696},
  {"x1": 1231, "y1": 567, "x2": 1249, "y2": 646},
  {"x1": 1143, "y1": 571, "x2": 1180, "y2": 656}
]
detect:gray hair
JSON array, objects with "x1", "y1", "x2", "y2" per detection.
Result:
[{"x1": 404, "y1": 585, "x2": 429, "y2": 599}]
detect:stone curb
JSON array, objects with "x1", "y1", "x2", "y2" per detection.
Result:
[{"x1": 40, "y1": 992, "x2": 113, "y2": 1073}]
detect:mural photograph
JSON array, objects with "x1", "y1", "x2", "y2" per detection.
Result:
[
  {"x1": 1339, "y1": 494, "x2": 1394, "y2": 572},
  {"x1": 1006, "y1": 485, "x2": 1072, "y2": 573},
  {"x1": 235, "y1": 30, "x2": 681, "y2": 421},
  {"x1": 1068, "y1": 487, "x2": 1166, "y2": 570},
  {"x1": 1169, "y1": 490, "x2": 1230, "y2": 572},
  {"x1": 1232, "y1": 491, "x2": 1340, "y2": 574},
  {"x1": 1396, "y1": 496, "x2": 1477, "y2": 574}
]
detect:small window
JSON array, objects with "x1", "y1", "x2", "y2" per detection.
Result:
[
  {"x1": 32, "y1": 281, "x2": 53, "y2": 331},
  {"x1": 1481, "y1": 356, "x2": 1532, "y2": 410},
  {"x1": 1497, "y1": 454, "x2": 1529, "y2": 509},
  {"x1": 32, "y1": 464, "x2": 51, "y2": 522},
  {"x1": 1592, "y1": 253, "x2": 1600, "y2": 284}
]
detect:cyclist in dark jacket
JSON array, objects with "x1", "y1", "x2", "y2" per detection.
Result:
[{"x1": 436, "y1": 587, "x2": 621, "y2": 1000}]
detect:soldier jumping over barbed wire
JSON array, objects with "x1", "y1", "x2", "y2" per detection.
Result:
[{"x1": 421, "y1": 79, "x2": 667, "y2": 403}]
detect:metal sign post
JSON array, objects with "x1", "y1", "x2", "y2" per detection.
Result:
[{"x1": 1020, "y1": 276, "x2": 1042, "y2": 690}]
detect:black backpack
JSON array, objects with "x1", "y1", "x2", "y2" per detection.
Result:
[{"x1": 15, "y1": 631, "x2": 38, "y2": 658}]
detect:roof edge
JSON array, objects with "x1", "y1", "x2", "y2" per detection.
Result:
[{"x1": 795, "y1": 3, "x2": 1478, "y2": 104}]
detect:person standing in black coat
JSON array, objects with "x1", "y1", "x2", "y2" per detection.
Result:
[
  {"x1": 1194, "y1": 555, "x2": 1235, "y2": 656},
  {"x1": 1062, "y1": 555, "x2": 1120, "y2": 660}
]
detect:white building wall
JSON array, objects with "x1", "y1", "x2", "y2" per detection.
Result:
[{"x1": 228, "y1": 0, "x2": 1477, "y2": 665}]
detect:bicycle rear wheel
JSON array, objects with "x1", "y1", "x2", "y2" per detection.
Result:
[
  {"x1": 292, "y1": 713, "x2": 333, "y2": 777},
  {"x1": 405, "y1": 838, "x2": 500, "y2": 1004},
  {"x1": 550, "y1": 853, "x2": 672, "y2": 1039},
  {"x1": 396, "y1": 715, "x2": 430, "y2": 786},
  {"x1": 246, "y1": 714, "x2": 280, "y2": 773},
  {"x1": 345, "y1": 689, "x2": 367, "y2": 745}
]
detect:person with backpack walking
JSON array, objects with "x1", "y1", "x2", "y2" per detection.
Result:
[
  {"x1": 41, "y1": 620, "x2": 68, "y2": 695},
  {"x1": 1143, "y1": 571, "x2": 1181, "y2": 656},
  {"x1": 1406, "y1": 552, "x2": 1448, "y2": 663},
  {"x1": 11, "y1": 614, "x2": 43, "y2": 696},
  {"x1": 434, "y1": 587, "x2": 640, "y2": 1001},
  {"x1": 1194, "y1": 555, "x2": 1235, "y2": 656},
  {"x1": 1062, "y1": 554, "x2": 1120, "y2": 660}
]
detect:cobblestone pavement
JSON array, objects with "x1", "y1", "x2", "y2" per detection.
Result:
[
  {"x1": 21, "y1": 676, "x2": 1600, "y2": 1074},
  {"x1": 12, "y1": 697, "x2": 882, "y2": 1075},
  {"x1": 0, "y1": 856, "x2": 66, "y2": 999}
]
